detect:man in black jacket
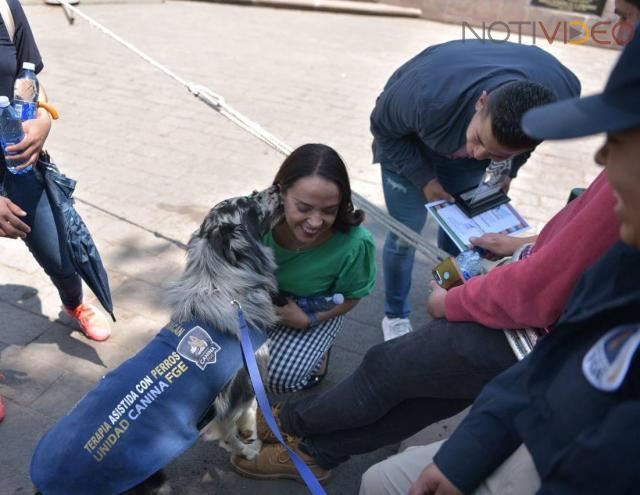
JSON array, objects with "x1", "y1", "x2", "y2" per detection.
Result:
[
  {"x1": 371, "y1": 40, "x2": 580, "y2": 341},
  {"x1": 360, "y1": 26, "x2": 640, "y2": 495}
]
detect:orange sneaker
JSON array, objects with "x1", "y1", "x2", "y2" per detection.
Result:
[
  {"x1": 64, "y1": 303, "x2": 111, "y2": 342},
  {"x1": 0, "y1": 396, "x2": 5, "y2": 422}
]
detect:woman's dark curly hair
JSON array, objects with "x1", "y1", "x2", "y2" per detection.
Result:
[{"x1": 273, "y1": 143, "x2": 364, "y2": 232}]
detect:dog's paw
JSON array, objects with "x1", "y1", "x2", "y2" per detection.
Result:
[
  {"x1": 239, "y1": 438, "x2": 262, "y2": 460},
  {"x1": 200, "y1": 421, "x2": 222, "y2": 442},
  {"x1": 238, "y1": 428, "x2": 256, "y2": 441},
  {"x1": 217, "y1": 438, "x2": 233, "y2": 454}
]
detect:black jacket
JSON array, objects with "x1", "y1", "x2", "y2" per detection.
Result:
[
  {"x1": 370, "y1": 40, "x2": 581, "y2": 189},
  {"x1": 435, "y1": 241, "x2": 640, "y2": 494}
]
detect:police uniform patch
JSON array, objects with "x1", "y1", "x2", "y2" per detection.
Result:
[
  {"x1": 177, "y1": 326, "x2": 222, "y2": 370},
  {"x1": 582, "y1": 324, "x2": 640, "y2": 392}
]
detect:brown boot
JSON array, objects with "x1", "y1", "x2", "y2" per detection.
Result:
[
  {"x1": 256, "y1": 403, "x2": 283, "y2": 444},
  {"x1": 230, "y1": 438, "x2": 331, "y2": 485}
]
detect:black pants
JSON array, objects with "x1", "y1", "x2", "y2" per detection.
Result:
[{"x1": 279, "y1": 318, "x2": 517, "y2": 469}]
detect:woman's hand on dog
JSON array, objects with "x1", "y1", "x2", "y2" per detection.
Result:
[{"x1": 276, "y1": 299, "x2": 311, "y2": 329}]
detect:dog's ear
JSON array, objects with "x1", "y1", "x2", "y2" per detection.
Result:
[
  {"x1": 244, "y1": 208, "x2": 262, "y2": 240},
  {"x1": 209, "y1": 224, "x2": 238, "y2": 265}
]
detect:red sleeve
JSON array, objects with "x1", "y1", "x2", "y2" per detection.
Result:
[{"x1": 445, "y1": 172, "x2": 619, "y2": 329}]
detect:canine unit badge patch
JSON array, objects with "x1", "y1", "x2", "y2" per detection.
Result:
[
  {"x1": 177, "y1": 326, "x2": 222, "y2": 370},
  {"x1": 582, "y1": 323, "x2": 640, "y2": 392}
]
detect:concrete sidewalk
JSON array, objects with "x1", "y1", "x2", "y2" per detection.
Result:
[{"x1": 0, "y1": 1, "x2": 618, "y2": 493}]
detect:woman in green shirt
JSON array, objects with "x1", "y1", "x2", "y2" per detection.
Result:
[{"x1": 265, "y1": 143, "x2": 376, "y2": 393}]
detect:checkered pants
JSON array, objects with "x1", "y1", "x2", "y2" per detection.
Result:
[{"x1": 266, "y1": 316, "x2": 344, "y2": 394}]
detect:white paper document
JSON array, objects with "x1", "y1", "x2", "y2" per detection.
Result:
[{"x1": 425, "y1": 200, "x2": 530, "y2": 252}]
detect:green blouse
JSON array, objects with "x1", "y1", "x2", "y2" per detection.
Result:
[{"x1": 263, "y1": 225, "x2": 376, "y2": 299}]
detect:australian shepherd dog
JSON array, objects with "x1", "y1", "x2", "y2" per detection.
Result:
[{"x1": 31, "y1": 186, "x2": 283, "y2": 495}]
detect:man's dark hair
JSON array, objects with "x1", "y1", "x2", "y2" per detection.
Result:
[{"x1": 484, "y1": 81, "x2": 557, "y2": 149}]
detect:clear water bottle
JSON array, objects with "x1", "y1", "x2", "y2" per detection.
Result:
[
  {"x1": 0, "y1": 96, "x2": 30, "y2": 174},
  {"x1": 295, "y1": 293, "x2": 345, "y2": 315},
  {"x1": 455, "y1": 250, "x2": 484, "y2": 281},
  {"x1": 13, "y1": 62, "x2": 39, "y2": 121}
]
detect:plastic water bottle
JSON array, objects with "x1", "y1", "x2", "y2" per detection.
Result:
[
  {"x1": 0, "y1": 96, "x2": 30, "y2": 174},
  {"x1": 455, "y1": 250, "x2": 484, "y2": 281},
  {"x1": 13, "y1": 62, "x2": 39, "y2": 121},
  {"x1": 295, "y1": 293, "x2": 345, "y2": 316}
]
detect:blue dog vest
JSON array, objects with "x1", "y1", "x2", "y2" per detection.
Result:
[{"x1": 31, "y1": 319, "x2": 267, "y2": 495}]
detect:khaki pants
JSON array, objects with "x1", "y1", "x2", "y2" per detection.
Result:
[{"x1": 359, "y1": 440, "x2": 540, "y2": 495}]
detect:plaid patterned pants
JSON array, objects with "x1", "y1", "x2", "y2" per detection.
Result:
[{"x1": 266, "y1": 316, "x2": 344, "y2": 394}]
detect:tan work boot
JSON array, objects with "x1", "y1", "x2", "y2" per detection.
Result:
[
  {"x1": 230, "y1": 438, "x2": 331, "y2": 485},
  {"x1": 256, "y1": 403, "x2": 283, "y2": 444}
]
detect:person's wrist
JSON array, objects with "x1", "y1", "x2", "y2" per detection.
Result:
[
  {"x1": 435, "y1": 291, "x2": 447, "y2": 318},
  {"x1": 509, "y1": 236, "x2": 531, "y2": 253},
  {"x1": 37, "y1": 102, "x2": 59, "y2": 121},
  {"x1": 36, "y1": 107, "x2": 52, "y2": 127}
]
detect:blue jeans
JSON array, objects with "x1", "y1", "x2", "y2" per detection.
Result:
[
  {"x1": 381, "y1": 158, "x2": 487, "y2": 318},
  {"x1": 3, "y1": 169, "x2": 82, "y2": 308}
]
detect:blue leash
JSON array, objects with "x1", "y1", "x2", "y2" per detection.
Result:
[{"x1": 236, "y1": 304, "x2": 327, "y2": 495}]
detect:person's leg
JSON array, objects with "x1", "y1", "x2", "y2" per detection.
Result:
[
  {"x1": 380, "y1": 165, "x2": 428, "y2": 319},
  {"x1": 360, "y1": 441, "x2": 539, "y2": 495},
  {"x1": 301, "y1": 397, "x2": 470, "y2": 469},
  {"x1": 474, "y1": 444, "x2": 540, "y2": 495},
  {"x1": 3, "y1": 171, "x2": 110, "y2": 340},
  {"x1": 279, "y1": 319, "x2": 516, "y2": 466},
  {"x1": 3, "y1": 171, "x2": 83, "y2": 307},
  {"x1": 266, "y1": 317, "x2": 344, "y2": 393},
  {"x1": 359, "y1": 441, "x2": 444, "y2": 495}
]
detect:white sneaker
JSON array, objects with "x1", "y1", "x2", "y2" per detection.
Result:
[{"x1": 381, "y1": 317, "x2": 413, "y2": 341}]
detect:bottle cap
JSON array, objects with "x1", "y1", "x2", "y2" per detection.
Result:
[
  {"x1": 22, "y1": 62, "x2": 36, "y2": 71},
  {"x1": 0, "y1": 96, "x2": 10, "y2": 107}
]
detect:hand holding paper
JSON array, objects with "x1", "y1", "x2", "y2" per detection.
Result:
[
  {"x1": 425, "y1": 200, "x2": 530, "y2": 252},
  {"x1": 470, "y1": 233, "x2": 537, "y2": 260}
]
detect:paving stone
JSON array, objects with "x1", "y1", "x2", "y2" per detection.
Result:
[
  {"x1": 0, "y1": 345, "x2": 67, "y2": 406},
  {"x1": 29, "y1": 371, "x2": 97, "y2": 420},
  {"x1": 0, "y1": 301, "x2": 52, "y2": 347},
  {"x1": 0, "y1": 400, "x2": 52, "y2": 494}
]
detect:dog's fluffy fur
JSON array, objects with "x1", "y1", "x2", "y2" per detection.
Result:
[
  {"x1": 165, "y1": 185, "x2": 283, "y2": 462},
  {"x1": 33, "y1": 187, "x2": 283, "y2": 495}
]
